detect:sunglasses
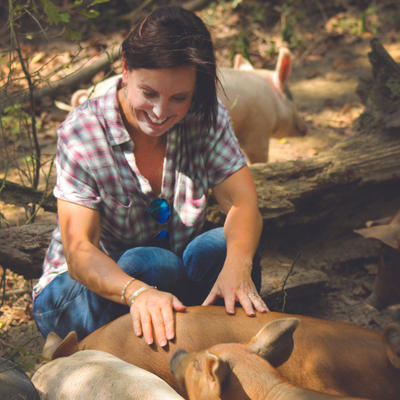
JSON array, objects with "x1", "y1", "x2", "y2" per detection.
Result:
[{"x1": 147, "y1": 197, "x2": 171, "y2": 247}]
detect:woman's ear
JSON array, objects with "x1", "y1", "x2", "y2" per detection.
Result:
[{"x1": 122, "y1": 60, "x2": 128, "y2": 84}]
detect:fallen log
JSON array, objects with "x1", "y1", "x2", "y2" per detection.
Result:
[
  {"x1": 0, "y1": 180, "x2": 57, "y2": 213},
  {"x1": 0, "y1": 224, "x2": 56, "y2": 279}
]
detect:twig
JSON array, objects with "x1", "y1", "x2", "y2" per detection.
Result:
[
  {"x1": 0, "y1": 267, "x2": 6, "y2": 309},
  {"x1": 3, "y1": 288, "x2": 32, "y2": 299},
  {"x1": 277, "y1": 252, "x2": 302, "y2": 313},
  {"x1": 314, "y1": 0, "x2": 328, "y2": 23},
  {"x1": 120, "y1": 0, "x2": 154, "y2": 21}
]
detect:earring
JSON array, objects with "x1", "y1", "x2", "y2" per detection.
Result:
[{"x1": 124, "y1": 87, "x2": 127, "y2": 99}]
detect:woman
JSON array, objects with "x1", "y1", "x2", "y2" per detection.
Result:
[{"x1": 33, "y1": 6, "x2": 268, "y2": 347}]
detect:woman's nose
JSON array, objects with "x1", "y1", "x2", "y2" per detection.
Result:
[{"x1": 153, "y1": 100, "x2": 169, "y2": 119}]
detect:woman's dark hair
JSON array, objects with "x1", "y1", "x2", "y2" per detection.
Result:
[{"x1": 121, "y1": 6, "x2": 218, "y2": 130}]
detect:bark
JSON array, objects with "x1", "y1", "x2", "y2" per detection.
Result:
[
  {"x1": 0, "y1": 224, "x2": 56, "y2": 279},
  {"x1": 0, "y1": 179, "x2": 57, "y2": 213}
]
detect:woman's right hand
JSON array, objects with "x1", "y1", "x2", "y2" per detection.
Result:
[{"x1": 129, "y1": 288, "x2": 186, "y2": 347}]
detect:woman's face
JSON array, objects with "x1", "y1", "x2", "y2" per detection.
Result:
[{"x1": 123, "y1": 63, "x2": 196, "y2": 137}]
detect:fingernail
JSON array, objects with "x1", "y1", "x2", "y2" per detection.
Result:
[
  {"x1": 228, "y1": 309, "x2": 234, "y2": 314},
  {"x1": 167, "y1": 333, "x2": 174, "y2": 340},
  {"x1": 135, "y1": 331, "x2": 140, "y2": 336},
  {"x1": 160, "y1": 340, "x2": 167, "y2": 347},
  {"x1": 147, "y1": 338, "x2": 153, "y2": 345}
]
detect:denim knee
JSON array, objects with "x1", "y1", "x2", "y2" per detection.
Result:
[{"x1": 182, "y1": 227, "x2": 226, "y2": 281}]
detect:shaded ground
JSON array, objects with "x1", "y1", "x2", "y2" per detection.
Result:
[{"x1": 1, "y1": 0, "x2": 400, "y2": 375}]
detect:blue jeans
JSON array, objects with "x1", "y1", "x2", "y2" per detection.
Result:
[{"x1": 33, "y1": 227, "x2": 261, "y2": 341}]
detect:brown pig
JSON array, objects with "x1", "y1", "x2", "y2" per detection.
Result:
[
  {"x1": 170, "y1": 318, "x2": 368, "y2": 400},
  {"x1": 354, "y1": 209, "x2": 400, "y2": 309},
  {"x1": 58, "y1": 48, "x2": 307, "y2": 164},
  {"x1": 46, "y1": 306, "x2": 400, "y2": 400}
]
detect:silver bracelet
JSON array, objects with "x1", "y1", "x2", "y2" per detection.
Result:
[
  {"x1": 121, "y1": 278, "x2": 136, "y2": 303},
  {"x1": 128, "y1": 285, "x2": 157, "y2": 307}
]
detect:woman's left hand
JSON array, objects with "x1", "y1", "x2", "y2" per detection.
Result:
[{"x1": 202, "y1": 259, "x2": 269, "y2": 316}]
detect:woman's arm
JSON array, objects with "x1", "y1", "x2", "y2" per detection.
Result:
[
  {"x1": 58, "y1": 199, "x2": 185, "y2": 346},
  {"x1": 202, "y1": 165, "x2": 268, "y2": 315}
]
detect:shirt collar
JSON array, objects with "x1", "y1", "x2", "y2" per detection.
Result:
[{"x1": 97, "y1": 77, "x2": 132, "y2": 147}]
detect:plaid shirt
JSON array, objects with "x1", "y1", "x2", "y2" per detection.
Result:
[{"x1": 33, "y1": 79, "x2": 247, "y2": 300}]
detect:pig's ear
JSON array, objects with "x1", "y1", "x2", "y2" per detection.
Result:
[
  {"x1": 354, "y1": 224, "x2": 400, "y2": 250},
  {"x1": 365, "y1": 216, "x2": 393, "y2": 227},
  {"x1": 42, "y1": 332, "x2": 63, "y2": 360},
  {"x1": 233, "y1": 54, "x2": 254, "y2": 70},
  {"x1": 204, "y1": 351, "x2": 229, "y2": 397},
  {"x1": 383, "y1": 322, "x2": 400, "y2": 369},
  {"x1": 276, "y1": 47, "x2": 292, "y2": 88},
  {"x1": 51, "y1": 331, "x2": 80, "y2": 360},
  {"x1": 248, "y1": 318, "x2": 299, "y2": 368},
  {"x1": 71, "y1": 89, "x2": 90, "y2": 108}
]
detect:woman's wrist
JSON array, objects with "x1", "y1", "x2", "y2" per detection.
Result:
[
  {"x1": 128, "y1": 286, "x2": 157, "y2": 307},
  {"x1": 121, "y1": 277, "x2": 136, "y2": 304}
]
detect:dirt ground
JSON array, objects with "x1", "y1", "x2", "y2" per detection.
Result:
[{"x1": 1, "y1": 0, "x2": 400, "y2": 376}]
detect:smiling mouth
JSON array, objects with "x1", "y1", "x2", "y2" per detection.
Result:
[{"x1": 145, "y1": 111, "x2": 169, "y2": 125}]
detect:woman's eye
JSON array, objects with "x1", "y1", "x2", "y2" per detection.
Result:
[
  {"x1": 173, "y1": 96, "x2": 187, "y2": 102},
  {"x1": 143, "y1": 91, "x2": 156, "y2": 98}
]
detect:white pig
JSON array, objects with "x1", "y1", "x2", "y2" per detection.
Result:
[
  {"x1": 32, "y1": 349, "x2": 185, "y2": 400},
  {"x1": 58, "y1": 48, "x2": 307, "y2": 164}
]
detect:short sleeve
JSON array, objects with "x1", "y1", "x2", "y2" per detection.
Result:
[{"x1": 53, "y1": 131, "x2": 101, "y2": 210}]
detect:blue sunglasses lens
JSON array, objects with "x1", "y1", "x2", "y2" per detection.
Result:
[{"x1": 148, "y1": 198, "x2": 171, "y2": 224}]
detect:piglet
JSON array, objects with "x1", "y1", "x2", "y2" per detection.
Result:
[
  {"x1": 354, "y1": 209, "x2": 400, "y2": 309},
  {"x1": 170, "y1": 319, "x2": 368, "y2": 400},
  {"x1": 218, "y1": 48, "x2": 308, "y2": 163},
  {"x1": 32, "y1": 349, "x2": 184, "y2": 400}
]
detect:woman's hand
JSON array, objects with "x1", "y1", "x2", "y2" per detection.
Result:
[
  {"x1": 130, "y1": 288, "x2": 186, "y2": 347},
  {"x1": 209, "y1": 165, "x2": 267, "y2": 317},
  {"x1": 202, "y1": 258, "x2": 269, "y2": 316}
]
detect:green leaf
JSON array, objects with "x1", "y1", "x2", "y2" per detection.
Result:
[
  {"x1": 60, "y1": 12, "x2": 70, "y2": 22},
  {"x1": 23, "y1": 363, "x2": 36, "y2": 370},
  {"x1": 69, "y1": 0, "x2": 82, "y2": 8},
  {"x1": 13, "y1": 347, "x2": 29, "y2": 354},
  {"x1": 41, "y1": 0, "x2": 61, "y2": 25},
  {"x1": 80, "y1": 9, "x2": 100, "y2": 18},
  {"x1": 232, "y1": 0, "x2": 243, "y2": 8},
  {"x1": 91, "y1": 0, "x2": 110, "y2": 4},
  {"x1": 66, "y1": 27, "x2": 81, "y2": 41}
]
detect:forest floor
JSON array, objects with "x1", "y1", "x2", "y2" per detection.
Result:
[{"x1": 1, "y1": 0, "x2": 400, "y2": 375}]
